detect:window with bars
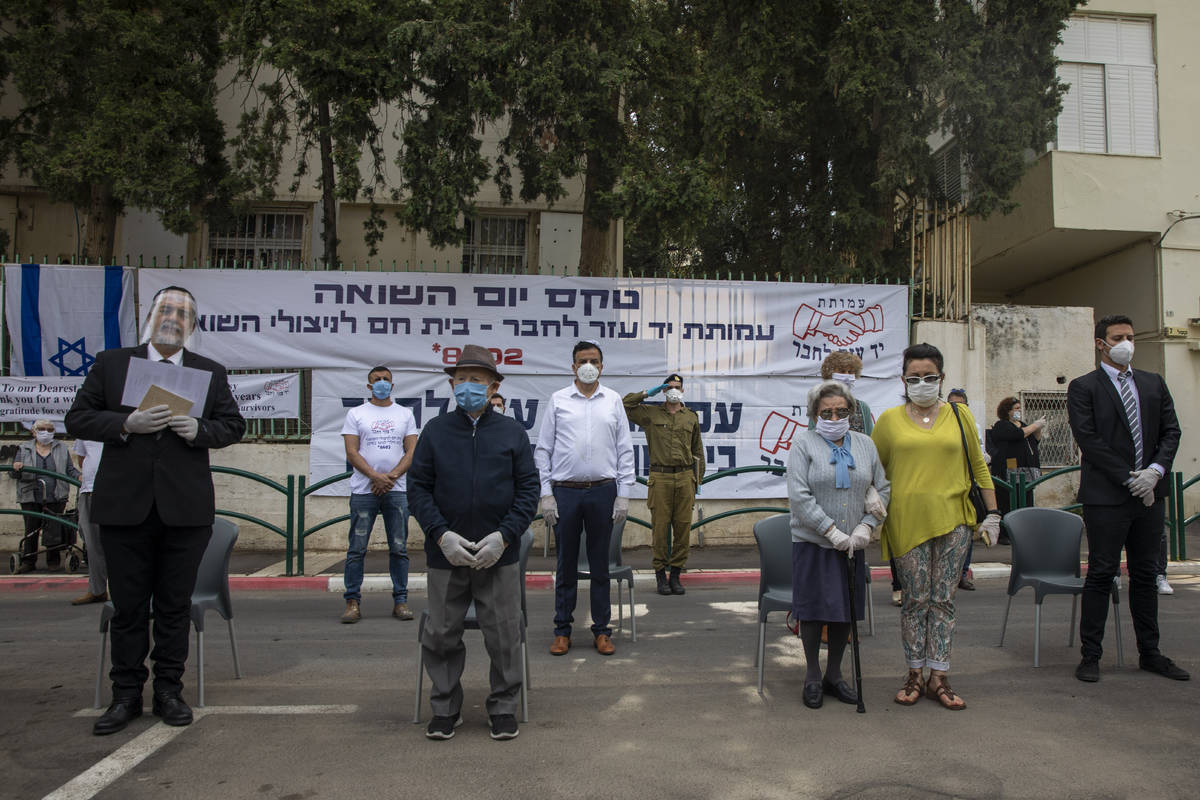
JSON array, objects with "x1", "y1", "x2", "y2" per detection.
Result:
[
  {"x1": 1055, "y1": 15, "x2": 1158, "y2": 156},
  {"x1": 1019, "y1": 390, "x2": 1079, "y2": 468},
  {"x1": 461, "y1": 215, "x2": 528, "y2": 274},
  {"x1": 932, "y1": 140, "x2": 965, "y2": 205},
  {"x1": 209, "y1": 209, "x2": 308, "y2": 268}
]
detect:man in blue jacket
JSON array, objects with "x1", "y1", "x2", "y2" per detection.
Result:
[{"x1": 408, "y1": 344, "x2": 540, "y2": 741}]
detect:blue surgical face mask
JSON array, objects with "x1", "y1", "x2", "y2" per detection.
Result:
[
  {"x1": 453, "y1": 382, "x2": 489, "y2": 412},
  {"x1": 371, "y1": 379, "x2": 392, "y2": 400}
]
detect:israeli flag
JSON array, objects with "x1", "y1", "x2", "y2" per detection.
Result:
[{"x1": 3, "y1": 263, "x2": 136, "y2": 377}]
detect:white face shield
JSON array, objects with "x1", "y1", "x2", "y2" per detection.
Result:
[{"x1": 140, "y1": 289, "x2": 200, "y2": 353}]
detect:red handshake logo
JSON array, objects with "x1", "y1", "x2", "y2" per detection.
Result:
[{"x1": 792, "y1": 303, "x2": 884, "y2": 347}]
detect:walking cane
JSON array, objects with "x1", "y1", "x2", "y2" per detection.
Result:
[{"x1": 845, "y1": 550, "x2": 866, "y2": 713}]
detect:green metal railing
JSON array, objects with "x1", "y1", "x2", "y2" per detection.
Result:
[
  {"x1": 210, "y1": 466, "x2": 295, "y2": 575},
  {"x1": 0, "y1": 464, "x2": 81, "y2": 531},
  {"x1": 295, "y1": 472, "x2": 353, "y2": 575}
]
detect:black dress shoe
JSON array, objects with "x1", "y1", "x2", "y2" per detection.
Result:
[
  {"x1": 1140, "y1": 654, "x2": 1190, "y2": 681},
  {"x1": 152, "y1": 692, "x2": 194, "y2": 726},
  {"x1": 802, "y1": 682, "x2": 823, "y2": 709},
  {"x1": 822, "y1": 678, "x2": 859, "y2": 705},
  {"x1": 93, "y1": 697, "x2": 143, "y2": 736},
  {"x1": 1075, "y1": 658, "x2": 1100, "y2": 683}
]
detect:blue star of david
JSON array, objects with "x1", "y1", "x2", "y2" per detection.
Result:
[{"x1": 48, "y1": 337, "x2": 95, "y2": 376}]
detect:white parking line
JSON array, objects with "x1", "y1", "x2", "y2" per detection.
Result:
[{"x1": 50, "y1": 705, "x2": 358, "y2": 800}]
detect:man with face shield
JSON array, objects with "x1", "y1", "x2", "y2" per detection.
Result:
[
  {"x1": 623, "y1": 373, "x2": 704, "y2": 596},
  {"x1": 1067, "y1": 314, "x2": 1186, "y2": 684},
  {"x1": 65, "y1": 286, "x2": 245, "y2": 735},
  {"x1": 535, "y1": 341, "x2": 635, "y2": 657},
  {"x1": 339, "y1": 365, "x2": 419, "y2": 624},
  {"x1": 407, "y1": 345, "x2": 539, "y2": 740}
]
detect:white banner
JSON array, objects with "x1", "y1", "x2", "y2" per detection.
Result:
[
  {"x1": 4, "y1": 264, "x2": 137, "y2": 377},
  {"x1": 138, "y1": 269, "x2": 908, "y2": 377},
  {"x1": 309, "y1": 368, "x2": 906, "y2": 498},
  {"x1": 0, "y1": 373, "x2": 300, "y2": 424}
]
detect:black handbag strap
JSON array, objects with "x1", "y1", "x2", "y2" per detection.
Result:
[{"x1": 948, "y1": 402, "x2": 975, "y2": 483}]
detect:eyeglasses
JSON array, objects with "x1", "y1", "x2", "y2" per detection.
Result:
[
  {"x1": 903, "y1": 375, "x2": 942, "y2": 386},
  {"x1": 818, "y1": 408, "x2": 852, "y2": 420}
]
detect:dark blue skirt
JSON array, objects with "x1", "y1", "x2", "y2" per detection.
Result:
[{"x1": 791, "y1": 541, "x2": 866, "y2": 623}]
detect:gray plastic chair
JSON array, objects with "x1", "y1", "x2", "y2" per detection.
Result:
[
  {"x1": 413, "y1": 529, "x2": 534, "y2": 724},
  {"x1": 998, "y1": 507, "x2": 1123, "y2": 667},
  {"x1": 576, "y1": 517, "x2": 636, "y2": 641},
  {"x1": 752, "y1": 514, "x2": 793, "y2": 694},
  {"x1": 95, "y1": 517, "x2": 242, "y2": 708}
]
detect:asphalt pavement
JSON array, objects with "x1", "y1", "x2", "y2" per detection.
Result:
[{"x1": 2, "y1": 569, "x2": 1199, "y2": 800}]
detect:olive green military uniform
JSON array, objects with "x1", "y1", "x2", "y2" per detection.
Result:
[{"x1": 623, "y1": 391, "x2": 705, "y2": 571}]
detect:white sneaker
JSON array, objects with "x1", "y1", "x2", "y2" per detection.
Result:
[
  {"x1": 1156, "y1": 575, "x2": 1174, "y2": 595},
  {"x1": 891, "y1": 590, "x2": 903, "y2": 607}
]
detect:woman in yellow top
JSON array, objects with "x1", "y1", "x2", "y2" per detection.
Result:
[{"x1": 872, "y1": 343, "x2": 1000, "y2": 710}]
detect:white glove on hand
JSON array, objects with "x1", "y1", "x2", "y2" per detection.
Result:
[
  {"x1": 865, "y1": 486, "x2": 887, "y2": 520},
  {"x1": 471, "y1": 531, "x2": 505, "y2": 570},
  {"x1": 541, "y1": 495, "x2": 558, "y2": 528},
  {"x1": 825, "y1": 526, "x2": 852, "y2": 551},
  {"x1": 125, "y1": 405, "x2": 171, "y2": 434},
  {"x1": 849, "y1": 524, "x2": 872, "y2": 552},
  {"x1": 439, "y1": 531, "x2": 478, "y2": 568},
  {"x1": 1126, "y1": 468, "x2": 1160, "y2": 501},
  {"x1": 978, "y1": 513, "x2": 1002, "y2": 547},
  {"x1": 168, "y1": 415, "x2": 199, "y2": 442},
  {"x1": 612, "y1": 496, "x2": 629, "y2": 524}
]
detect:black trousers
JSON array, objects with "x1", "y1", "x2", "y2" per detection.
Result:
[
  {"x1": 1080, "y1": 498, "x2": 1163, "y2": 661},
  {"x1": 20, "y1": 500, "x2": 66, "y2": 567},
  {"x1": 100, "y1": 505, "x2": 211, "y2": 698}
]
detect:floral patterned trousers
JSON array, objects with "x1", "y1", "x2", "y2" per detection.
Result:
[{"x1": 894, "y1": 525, "x2": 971, "y2": 671}]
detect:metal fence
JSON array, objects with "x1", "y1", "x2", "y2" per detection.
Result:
[{"x1": 1018, "y1": 389, "x2": 1078, "y2": 468}]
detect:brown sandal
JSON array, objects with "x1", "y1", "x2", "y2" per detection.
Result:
[
  {"x1": 894, "y1": 671, "x2": 925, "y2": 706},
  {"x1": 926, "y1": 676, "x2": 967, "y2": 710}
]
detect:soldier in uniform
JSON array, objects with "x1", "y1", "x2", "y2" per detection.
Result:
[{"x1": 623, "y1": 373, "x2": 705, "y2": 596}]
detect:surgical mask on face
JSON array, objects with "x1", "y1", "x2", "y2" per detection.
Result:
[
  {"x1": 35, "y1": 430, "x2": 54, "y2": 445},
  {"x1": 906, "y1": 381, "x2": 940, "y2": 407},
  {"x1": 1108, "y1": 339, "x2": 1134, "y2": 367},
  {"x1": 453, "y1": 382, "x2": 489, "y2": 412},
  {"x1": 832, "y1": 372, "x2": 857, "y2": 387},
  {"x1": 576, "y1": 363, "x2": 600, "y2": 384},
  {"x1": 371, "y1": 380, "x2": 392, "y2": 400},
  {"x1": 815, "y1": 417, "x2": 850, "y2": 442},
  {"x1": 1011, "y1": 410, "x2": 1022, "y2": 422},
  {"x1": 664, "y1": 388, "x2": 684, "y2": 404}
]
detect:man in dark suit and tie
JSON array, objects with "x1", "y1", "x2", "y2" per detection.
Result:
[
  {"x1": 66, "y1": 286, "x2": 246, "y2": 734},
  {"x1": 1067, "y1": 314, "x2": 1187, "y2": 683}
]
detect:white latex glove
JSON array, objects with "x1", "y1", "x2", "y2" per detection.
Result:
[
  {"x1": 1126, "y1": 468, "x2": 1160, "y2": 500},
  {"x1": 977, "y1": 513, "x2": 1002, "y2": 547},
  {"x1": 849, "y1": 523, "x2": 872, "y2": 552},
  {"x1": 471, "y1": 531, "x2": 505, "y2": 570},
  {"x1": 612, "y1": 496, "x2": 629, "y2": 524},
  {"x1": 825, "y1": 526, "x2": 852, "y2": 551},
  {"x1": 439, "y1": 531, "x2": 478, "y2": 568},
  {"x1": 168, "y1": 415, "x2": 199, "y2": 442},
  {"x1": 865, "y1": 486, "x2": 887, "y2": 520},
  {"x1": 125, "y1": 405, "x2": 171, "y2": 434},
  {"x1": 541, "y1": 495, "x2": 558, "y2": 528}
]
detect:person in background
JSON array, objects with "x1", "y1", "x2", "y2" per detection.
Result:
[
  {"x1": 623, "y1": 372, "x2": 704, "y2": 596},
  {"x1": 788, "y1": 381, "x2": 889, "y2": 709},
  {"x1": 990, "y1": 396, "x2": 1046, "y2": 517},
  {"x1": 10, "y1": 419, "x2": 81, "y2": 572},
  {"x1": 946, "y1": 389, "x2": 986, "y2": 591},
  {"x1": 489, "y1": 393, "x2": 506, "y2": 415},
  {"x1": 1067, "y1": 314, "x2": 1186, "y2": 683},
  {"x1": 535, "y1": 341, "x2": 635, "y2": 657},
  {"x1": 339, "y1": 365, "x2": 419, "y2": 624},
  {"x1": 872, "y1": 343, "x2": 999, "y2": 710},
  {"x1": 71, "y1": 439, "x2": 108, "y2": 604}
]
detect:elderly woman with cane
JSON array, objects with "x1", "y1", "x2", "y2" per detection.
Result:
[
  {"x1": 872, "y1": 343, "x2": 1000, "y2": 710},
  {"x1": 787, "y1": 380, "x2": 890, "y2": 709}
]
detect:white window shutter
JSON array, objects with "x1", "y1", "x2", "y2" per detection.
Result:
[
  {"x1": 1079, "y1": 65, "x2": 1108, "y2": 153},
  {"x1": 1056, "y1": 64, "x2": 1083, "y2": 151},
  {"x1": 1086, "y1": 16, "x2": 1121, "y2": 63},
  {"x1": 1118, "y1": 18, "x2": 1154, "y2": 66},
  {"x1": 1130, "y1": 65, "x2": 1159, "y2": 155},
  {"x1": 1060, "y1": 17, "x2": 1087, "y2": 62},
  {"x1": 1106, "y1": 65, "x2": 1134, "y2": 155}
]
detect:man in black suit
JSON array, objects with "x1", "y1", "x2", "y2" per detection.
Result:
[
  {"x1": 1067, "y1": 314, "x2": 1187, "y2": 683},
  {"x1": 65, "y1": 286, "x2": 246, "y2": 734}
]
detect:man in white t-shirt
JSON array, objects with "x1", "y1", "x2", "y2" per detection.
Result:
[
  {"x1": 71, "y1": 439, "x2": 107, "y2": 605},
  {"x1": 340, "y1": 366, "x2": 419, "y2": 623}
]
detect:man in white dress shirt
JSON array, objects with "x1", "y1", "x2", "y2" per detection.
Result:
[{"x1": 535, "y1": 341, "x2": 635, "y2": 656}]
